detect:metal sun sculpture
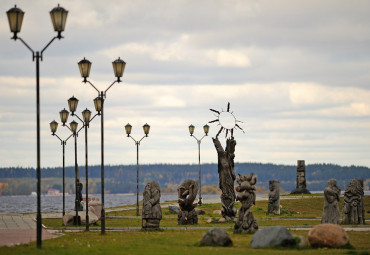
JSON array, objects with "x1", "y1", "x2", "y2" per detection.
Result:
[{"x1": 209, "y1": 102, "x2": 244, "y2": 138}]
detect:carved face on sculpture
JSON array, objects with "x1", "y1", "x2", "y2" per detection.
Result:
[
  {"x1": 236, "y1": 173, "x2": 249, "y2": 185},
  {"x1": 269, "y1": 180, "x2": 279, "y2": 191},
  {"x1": 327, "y1": 179, "x2": 337, "y2": 187},
  {"x1": 346, "y1": 179, "x2": 363, "y2": 195},
  {"x1": 145, "y1": 181, "x2": 160, "y2": 195}
]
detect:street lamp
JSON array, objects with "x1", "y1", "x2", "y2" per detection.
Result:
[
  {"x1": 68, "y1": 96, "x2": 79, "y2": 114},
  {"x1": 49, "y1": 120, "x2": 72, "y2": 217},
  {"x1": 125, "y1": 123, "x2": 150, "y2": 216},
  {"x1": 78, "y1": 57, "x2": 126, "y2": 234},
  {"x1": 49, "y1": 4, "x2": 68, "y2": 39},
  {"x1": 188, "y1": 124, "x2": 209, "y2": 205},
  {"x1": 7, "y1": 4, "x2": 68, "y2": 248}
]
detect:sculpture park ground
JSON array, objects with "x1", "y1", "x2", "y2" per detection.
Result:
[{"x1": 0, "y1": 194, "x2": 369, "y2": 255}]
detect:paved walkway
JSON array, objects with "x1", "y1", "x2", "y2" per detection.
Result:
[
  {"x1": 0, "y1": 229, "x2": 58, "y2": 247},
  {"x1": 0, "y1": 214, "x2": 36, "y2": 229},
  {"x1": 0, "y1": 214, "x2": 60, "y2": 247}
]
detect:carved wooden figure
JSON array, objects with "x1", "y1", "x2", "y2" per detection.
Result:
[
  {"x1": 342, "y1": 179, "x2": 365, "y2": 224},
  {"x1": 321, "y1": 179, "x2": 341, "y2": 224},
  {"x1": 267, "y1": 180, "x2": 280, "y2": 215},
  {"x1": 212, "y1": 136, "x2": 237, "y2": 220},
  {"x1": 234, "y1": 173, "x2": 258, "y2": 234},
  {"x1": 177, "y1": 179, "x2": 198, "y2": 225},
  {"x1": 142, "y1": 181, "x2": 162, "y2": 229}
]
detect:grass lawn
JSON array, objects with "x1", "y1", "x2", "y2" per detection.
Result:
[
  {"x1": 43, "y1": 217, "x2": 322, "y2": 228},
  {"x1": 0, "y1": 230, "x2": 369, "y2": 255}
]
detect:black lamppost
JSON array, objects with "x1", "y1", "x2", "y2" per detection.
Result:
[
  {"x1": 60, "y1": 96, "x2": 96, "y2": 230},
  {"x1": 82, "y1": 108, "x2": 93, "y2": 231},
  {"x1": 78, "y1": 57, "x2": 126, "y2": 234},
  {"x1": 188, "y1": 124, "x2": 209, "y2": 205},
  {"x1": 70, "y1": 120, "x2": 80, "y2": 225},
  {"x1": 6, "y1": 4, "x2": 68, "y2": 248},
  {"x1": 49, "y1": 120, "x2": 72, "y2": 217},
  {"x1": 60, "y1": 104, "x2": 82, "y2": 225},
  {"x1": 124, "y1": 123, "x2": 150, "y2": 216}
]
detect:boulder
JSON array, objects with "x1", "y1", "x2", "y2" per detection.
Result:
[
  {"x1": 213, "y1": 210, "x2": 222, "y2": 215},
  {"x1": 168, "y1": 205, "x2": 179, "y2": 214},
  {"x1": 200, "y1": 227, "x2": 233, "y2": 247},
  {"x1": 88, "y1": 200, "x2": 102, "y2": 220},
  {"x1": 80, "y1": 212, "x2": 99, "y2": 225},
  {"x1": 218, "y1": 217, "x2": 226, "y2": 223},
  {"x1": 62, "y1": 213, "x2": 77, "y2": 226},
  {"x1": 63, "y1": 211, "x2": 99, "y2": 226},
  {"x1": 250, "y1": 226, "x2": 295, "y2": 248},
  {"x1": 308, "y1": 224, "x2": 349, "y2": 248}
]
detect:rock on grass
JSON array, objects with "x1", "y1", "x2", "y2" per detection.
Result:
[
  {"x1": 250, "y1": 226, "x2": 295, "y2": 248},
  {"x1": 308, "y1": 224, "x2": 349, "y2": 248},
  {"x1": 200, "y1": 227, "x2": 232, "y2": 247}
]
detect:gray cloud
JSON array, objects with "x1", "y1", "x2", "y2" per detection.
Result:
[{"x1": 0, "y1": 0, "x2": 369, "y2": 167}]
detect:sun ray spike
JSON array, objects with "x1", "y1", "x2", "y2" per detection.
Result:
[
  {"x1": 227, "y1": 102, "x2": 230, "y2": 112},
  {"x1": 210, "y1": 109, "x2": 220, "y2": 114},
  {"x1": 236, "y1": 120, "x2": 244, "y2": 123},
  {"x1": 231, "y1": 129, "x2": 234, "y2": 137},
  {"x1": 225, "y1": 129, "x2": 229, "y2": 138},
  {"x1": 236, "y1": 124, "x2": 245, "y2": 133},
  {"x1": 216, "y1": 127, "x2": 223, "y2": 138},
  {"x1": 209, "y1": 119, "x2": 219, "y2": 123}
]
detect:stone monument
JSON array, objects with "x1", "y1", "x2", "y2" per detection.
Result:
[
  {"x1": 290, "y1": 160, "x2": 310, "y2": 194},
  {"x1": 177, "y1": 179, "x2": 198, "y2": 225},
  {"x1": 321, "y1": 179, "x2": 341, "y2": 224},
  {"x1": 267, "y1": 180, "x2": 280, "y2": 215},
  {"x1": 342, "y1": 179, "x2": 365, "y2": 224},
  {"x1": 142, "y1": 181, "x2": 162, "y2": 229},
  {"x1": 234, "y1": 173, "x2": 258, "y2": 234},
  {"x1": 212, "y1": 137, "x2": 237, "y2": 220}
]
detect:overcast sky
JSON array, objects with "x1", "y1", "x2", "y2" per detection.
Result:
[{"x1": 0, "y1": 0, "x2": 369, "y2": 168}]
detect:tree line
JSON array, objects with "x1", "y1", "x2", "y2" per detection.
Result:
[{"x1": 0, "y1": 163, "x2": 369, "y2": 195}]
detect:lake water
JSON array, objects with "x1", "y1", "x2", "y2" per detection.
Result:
[
  {"x1": 0, "y1": 194, "x2": 220, "y2": 214},
  {"x1": 1, "y1": 191, "x2": 368, "y2": 214}
]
